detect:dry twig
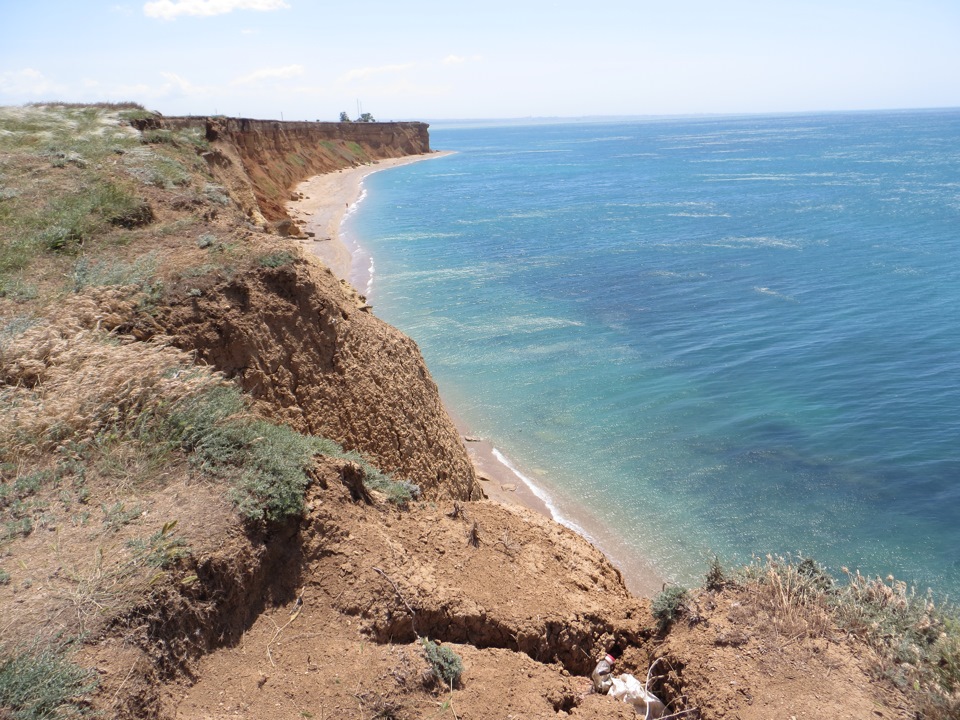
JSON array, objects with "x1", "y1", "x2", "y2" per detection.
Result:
[
  {"x1": 266, "y1": 594, "x2": 303, "y2": 666},
  {"x1": 372, "y1": 566, "x2": 418, "y2": 635}
]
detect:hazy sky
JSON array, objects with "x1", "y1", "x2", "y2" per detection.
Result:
[{"x1": 2, "y1": 0, "x2": 958, "y2": 120}]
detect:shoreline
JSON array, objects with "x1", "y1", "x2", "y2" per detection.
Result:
[
  {"x1": 287, "y1": 154, "x2": 665, "y2": 598},
  {"x1": 287, "y1": 153, "x2": 455, "y2": 289}
]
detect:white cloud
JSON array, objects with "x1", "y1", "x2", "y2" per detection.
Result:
[
  {"x1": 340, "y1": 63, "x2": 416, "y2": 83},
  {"x1": 159, "y1": 71, "x2": 209, "y2": 96},
  {"x1": 0, "y1": 68, "x2": 66, "y2": 97},
  {"x1": 143, "y1": 0, "x2": 290, "y2": 20},
  {"x1": 232, "y1": 64, "x2": 305, "y2": 85}
]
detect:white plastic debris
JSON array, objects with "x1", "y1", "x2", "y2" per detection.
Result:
[{"x1": 608, "y1": 673, "x2": 666, "y2": 718}]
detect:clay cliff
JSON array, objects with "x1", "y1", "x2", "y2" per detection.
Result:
[
  {"x1": 162, "y1": 116, "x2": 430, "y2": 226},
  {"x1": 156, "y1": 256, "x2": 479, "y2": 500}
]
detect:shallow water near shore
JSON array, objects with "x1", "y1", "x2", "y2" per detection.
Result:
[{"x1": 345, "y1": 110, "x2": 960, "y2": 595}]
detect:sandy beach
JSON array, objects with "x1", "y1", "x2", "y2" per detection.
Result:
[
  {"x1": 287, "y1": 153, "x2": 454, "y2": 285},
  {"x1": 288, "y1": 154, "x2": 664, "y2": 597}
]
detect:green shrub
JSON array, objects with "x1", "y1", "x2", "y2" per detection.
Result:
[
  {"x1": 0, "y1": 642, "x2": 97, "y2": 719},
  {"x1": 705, "y1": 555, "x2": 726, "y2": 591},
  {"x1": 341, "y1": 451, "x2": 420, "y2": 507},
  {"x1": 149, "y1": 385, "x2": 324, "y2": 522},
  {"x1": 652, "y1": 585, "x2": 688, "y2": 631},
  {"x1": 421, "y1": 639, "x2": 463, "y2": 688},
  {"x1": 258, "y1": 251, "x2": 296, "y2": 268}
]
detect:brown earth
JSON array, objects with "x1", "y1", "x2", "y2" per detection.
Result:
[{"x1": 0, "y1": 107, "x2": 915, "y2": 719}]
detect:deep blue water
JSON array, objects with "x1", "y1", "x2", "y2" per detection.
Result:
[{"x1": 346, "y1": 110, "x2": 960, "y2": 594}]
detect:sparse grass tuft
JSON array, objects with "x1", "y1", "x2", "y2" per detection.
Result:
[
  {"x1": 127, "y1": 520, "x2": 190, "y2": 568},
  {"x1": 705, "y1": 554, "x2": 726, "y2": 591},
  {"x1": 736, "y1": 555, "x2": 835, "y2": 639},
  {"x1": 0, "y1": 641, "x2": 97, "y2": 719},
  {"x1": 71, "y1": 252, "x2": 159, "y2": 293}
]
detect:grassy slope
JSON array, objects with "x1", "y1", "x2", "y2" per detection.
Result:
[{"x1": 0, "y1": 103, "x2": 416, "y2": 718}]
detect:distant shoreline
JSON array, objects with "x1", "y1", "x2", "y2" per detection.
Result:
[{"x1": 288, "y1": 153, "x2": 665, "y2": 597}]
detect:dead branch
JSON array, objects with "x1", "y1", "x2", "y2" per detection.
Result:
[
  {"x1": 372, "y1": 566, "x2": 418, "y2": 635},
  {"x1": 466, "y1": 521, "x2": 480, "y2": 548}
]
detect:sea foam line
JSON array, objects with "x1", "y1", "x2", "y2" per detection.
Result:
[
  {"x1": 342, "y1": 181, "x2": 376, "y2": 296},
  {"x1": 490, "y1": 447, "x2": 597, "y2": 543}
]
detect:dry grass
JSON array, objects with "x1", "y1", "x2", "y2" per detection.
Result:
[
  {"x1": 0, "y1": 298, "x2": 220, "y2": 459},
  {"x1": 737, "y1": 554, "x2": 834, "y2": 640},
  {"x1": 730, "y1": 555, "x2": 960, "y2": 718}
]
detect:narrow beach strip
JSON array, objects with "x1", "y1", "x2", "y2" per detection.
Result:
[
  {"x1": 288, "y1": 154, "x2": 665, "y2": 597},
  {"x1": 287, "y1": 153, "x2": 453, "y2": 285}
]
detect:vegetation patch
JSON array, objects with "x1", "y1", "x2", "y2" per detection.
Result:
[
  {"x1": 652, "y1": 585, "x2": 689, "y2": 631},
  {"x1": 0, "y1": 641, "x2": 97, "y2": 719},
  {"x1": 257, "y1": 250, "x2": 296, "y2": 268},
  {"x1": 731, "y1": 555, "x2": 960, "y2": 719},
  {"x1": 24, "y1": 182, "x2": 150, "y2": 254},
  {"x1": 421, "y1": 639, "x2": 463, "y2": 689},
  {"x1": 1, "y1": 314, "x2": 416, "y2": 529},
  {"x1": 71, "y1": 252, "x2": 160, "y2": 293}
]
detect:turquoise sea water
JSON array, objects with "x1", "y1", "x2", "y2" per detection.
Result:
[{"x1": 345, "y1": 110, "x2": 960, "y2": 595}]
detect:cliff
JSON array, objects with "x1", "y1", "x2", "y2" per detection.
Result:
[
  {"x1": 156, "y1": 257, "x2": 479, "y2": 500},
  {"x1": 162, "y1": 116, "x2": 430, "y2": 226},
  {"x1": 141, "y1": 114, "x2": 474, "y2": 495}
]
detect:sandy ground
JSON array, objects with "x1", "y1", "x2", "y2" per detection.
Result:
[{"x1": 287, "y1": 154, "x2": 665, "y2": 598}]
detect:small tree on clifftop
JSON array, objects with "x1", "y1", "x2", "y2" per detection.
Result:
[{"x1": 339, "y1": 111, "x2": 352, "y2": 122}]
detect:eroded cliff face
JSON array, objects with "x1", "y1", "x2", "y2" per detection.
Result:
[
  {"x1": 162, "y1": 116, "x2": 430, "y2": 225},
  {"x1": 158, "y1": 258, "x2": 479, "y2": 500}
]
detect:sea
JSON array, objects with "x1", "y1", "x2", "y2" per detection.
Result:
[{"x1": 343, "y1": 109, "x2": 960, "y2": 596}]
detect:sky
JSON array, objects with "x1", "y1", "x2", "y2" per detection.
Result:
[{"x1": 2, "y1": 0, "x2": 958, "y2": 121}]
